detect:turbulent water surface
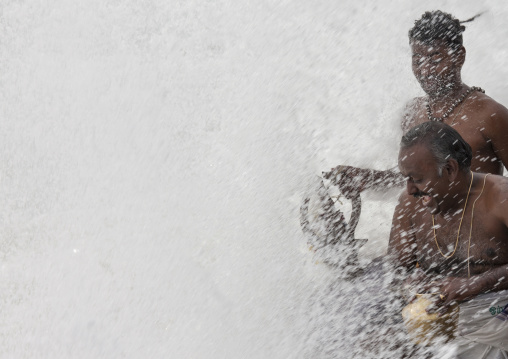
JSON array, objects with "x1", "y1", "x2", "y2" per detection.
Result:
[{"x1": 0, "y1": 0, "x2": 507, "y2": 357}]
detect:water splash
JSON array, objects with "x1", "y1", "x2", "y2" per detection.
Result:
[{"x1": 0, "y1": 0, "x2": 504, "y2": 357}]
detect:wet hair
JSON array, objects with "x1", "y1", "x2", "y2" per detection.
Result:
[
  {"x1": 401, "y1": 121, "x2": 472, "y2": 173},
  {"x1": 409, "y1": 10, "x2": 481, "y2": 49}
]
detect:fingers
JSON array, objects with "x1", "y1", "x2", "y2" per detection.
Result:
[
  {"x1": 342, "y1": 188, "x2": 361, "y2": 200},
  {"x1": 437, "y1": 300, "x2": 457, "y2": 317},
  {"x1": 322, "y1": 166, "x2": 371, "y2": 197},
  {"x1": 425, "y1": 294, "x2": 446, "y2": 314},
  {"x1": 435, "y1": 291, "x2": 447, "y2": 308},
  {"x1": 425, "y1": 302, "x2": 440, "y2": 314},
  {"x1": 425, "y1": 292, "x2": 457, "y2": 317},
  {"x1": 322, "y1": 167, "x2": 348, "y2": 189},
  {"x1": 420, "y1": 281, "x2": 440, "y2": 295},
  {"x1": 322, "y1": 170, "x2": 333, "y2": 180},
  {"x1": 437, "y1": 306, "x2": 451, "y2": 317},
  {"x1": 323, "y1": 165, "x2": 348, "y2": 180}
]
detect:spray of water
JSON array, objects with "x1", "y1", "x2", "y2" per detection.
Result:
[{"x1": 0, "y1": 0, "x2": 506, "y2": 357}]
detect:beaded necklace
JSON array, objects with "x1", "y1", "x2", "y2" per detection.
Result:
[{"x1": 426, "y1": 86, "x2": 485, "y2": 122}]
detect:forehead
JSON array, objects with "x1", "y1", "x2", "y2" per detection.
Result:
[
  {"x1": 398, "y1": 144, "x2": 438, "y2": 175},
  {"x1": 410, "y1": 40, "x2": 453, "y2": 55}
]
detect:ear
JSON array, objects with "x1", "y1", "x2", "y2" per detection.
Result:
[
  {"x1": 455, "y1": 46, "x2": 466, "y2": 68},
  {"x1": 445, "y1": 159, "x2": 460, "y2": 181}
]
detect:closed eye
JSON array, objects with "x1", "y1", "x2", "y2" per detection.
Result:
[{"x1": 407, "y1": 176, "x2": 423, "y2": 184}]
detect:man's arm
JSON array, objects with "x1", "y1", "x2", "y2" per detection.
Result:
[
  {"x1": 482, "y1": 101, "x2": 508, "y2": 171},
  {"x1": 435, "y1": 264, "x2": 508, "y2": 317},
  {"x1": 435, "y1": 177, "x2": 508, "y2": 313},
  {"x1": 387, "y1": 192, "x2": 418, "y2": 271},
  {"x1": 323, "y1": 166, "x2": 404, "y2": 198},
  {"x1": 386, "y1": 192, "x2": 429, "y2": 299},
  {"x1": 323, "y1": 99, "x2": 420, "y2": 195}
]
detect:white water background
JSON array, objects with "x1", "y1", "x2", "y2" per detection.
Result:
[{"x1": 0, "y1": 0, "x2": 507, "y2": 357}]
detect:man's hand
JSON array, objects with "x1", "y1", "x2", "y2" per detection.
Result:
[
  {"x1": 402, "y1": 268, "x2": 433, "y2": 302},
  {"x1": 424, "y1": 276, "x2": 479, "y2": 316},
  {"x1": 322, "y1": 165, "x2": 372, "y2": 199}
]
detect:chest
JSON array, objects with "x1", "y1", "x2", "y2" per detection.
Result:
[
  {"x1": 404, "y1": 103, "x2": 500, "y2": 172},
  {"x1": 409, "y1": 105, "x2": 486, "y2": 147},
  {"x1": 413, "y1": 209, "x2": 508, "y2": 276}
]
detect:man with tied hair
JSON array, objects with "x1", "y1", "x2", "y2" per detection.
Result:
[
  {"x1": 325, "y1": 10, "x2": 508, "y2": 194},
  {"x1": 389, "y1": 121, "x2": 508, "y2": 358},
  {"x1": 303, "y1": 11, "x2": 508, "y2": 357}
]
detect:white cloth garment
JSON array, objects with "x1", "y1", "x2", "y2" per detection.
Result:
[{"x1": 454, "y1": 290, "x2": 508, "y2": 359}]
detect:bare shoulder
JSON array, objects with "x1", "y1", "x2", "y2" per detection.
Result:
[
  {"x1": 401, "y1": 97, "x2": 425, "y2": 133},
  {"x1": 476, "y1": 91, "x2": 508, "y2": 111},
  {"x1": 473, "y1": 92, "x2": 508, "y2": 126},
  {"x1": 484, "y1": 173, "x2": 508, "y2": 212},
  {"x1": 486, "y1": 172, "x2": 508, "y2": 190},
  {"x1": 470, "y1": 93, "x2": 508, "y2": 169}
]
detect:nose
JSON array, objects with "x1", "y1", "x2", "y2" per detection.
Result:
[
  {"x1": 406, "y1": 180, "x2": 418, "y2": 196},
  {"x1": 417, "y1": 60, "x2": 436, "y2": 79}
]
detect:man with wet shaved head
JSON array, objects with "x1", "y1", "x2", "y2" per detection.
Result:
[{"x1": 389, "y1": 121, "x2": 508, "y2": 358}]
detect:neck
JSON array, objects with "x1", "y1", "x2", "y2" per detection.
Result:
[{"x1": 428, "y1": 81, "x2": 466, "y2": 104}]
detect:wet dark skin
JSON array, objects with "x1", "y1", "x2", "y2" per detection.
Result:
[
  {"x1": 402, "y1": 40, "x2": 508, "y2": 175},
  {"x1": 388, "y1": 143, "x2": 508, "y2": 315},
  {"x1": 325, "y1": 40, "x2": 508, "y2": 194}
]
